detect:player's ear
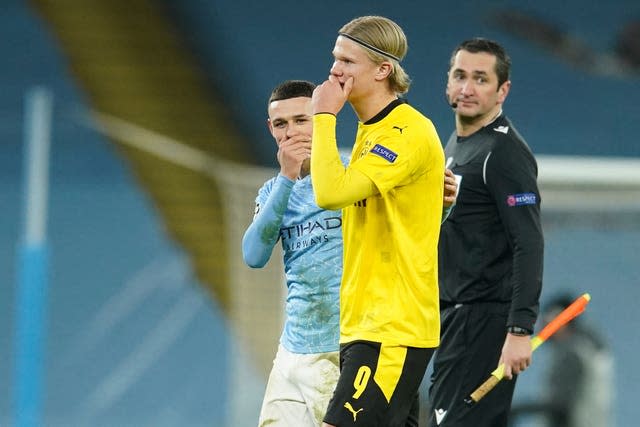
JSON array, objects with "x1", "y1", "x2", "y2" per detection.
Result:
[{"x1": 375, "y1": 61, "x2": 393, "y2": 80}]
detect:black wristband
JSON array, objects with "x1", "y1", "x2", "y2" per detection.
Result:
[{"x1": 507, "y1": 326, "x2": 532, "y2": 336}]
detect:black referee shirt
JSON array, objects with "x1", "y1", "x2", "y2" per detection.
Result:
[{"x1": 438, "y1": 114, "x2": 544, "y2": 332}]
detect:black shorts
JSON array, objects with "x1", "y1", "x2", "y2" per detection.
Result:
[
  {"x1": 427, "y1": 302, "x2": 517, "y2": 427},
  {"x1": 324, "y1": 340, "x2": 434, "y2": 427}
]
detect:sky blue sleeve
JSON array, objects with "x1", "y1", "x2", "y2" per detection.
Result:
[{"x1": 242, "y1": 174, "x2": 294, "y2": 268}]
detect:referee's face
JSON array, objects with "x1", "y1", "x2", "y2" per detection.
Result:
[{"x1": 446, "y1": 49, "x2": 510, "y2": 122}]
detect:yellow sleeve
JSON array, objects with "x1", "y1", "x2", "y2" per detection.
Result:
[{"x1": 311, "y1": 114, "x2": 377, "y2": 210}]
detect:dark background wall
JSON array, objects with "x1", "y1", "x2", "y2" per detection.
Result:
[{"x1": 163, "y1": 0, "x2": 640, "y2": 163}]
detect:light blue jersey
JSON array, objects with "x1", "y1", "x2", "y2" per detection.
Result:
[{"x1": 242, "y1": 168, "x2": 344, "y2": 354}]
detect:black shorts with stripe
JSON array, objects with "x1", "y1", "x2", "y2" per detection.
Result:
[{"x1": 324, "y1": 340, "x2": 434, "y2": 426}]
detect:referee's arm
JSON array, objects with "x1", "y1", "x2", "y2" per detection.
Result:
[
  {"x1": 487, "y1": 144, "x2": 544, "y2": 331},
  {"x1": 487, "y1": 143, "x2": 544, "y2": 378}
]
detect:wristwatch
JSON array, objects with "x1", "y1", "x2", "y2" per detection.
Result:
[{"x1": 507, "y1": 325, "x2": 532, "y2": 336}]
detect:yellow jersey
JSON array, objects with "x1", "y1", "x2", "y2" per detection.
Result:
[{"x1": 315, "y1": 100, "x2": 444, "y2": 348}]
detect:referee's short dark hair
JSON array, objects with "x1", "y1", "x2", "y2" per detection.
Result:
[
  {"x1": 268, "y1": 80, "x2": 316, "y2": 105},
  {"x1": 450, "y1": 38, "x2": 511, "y2": 89}
]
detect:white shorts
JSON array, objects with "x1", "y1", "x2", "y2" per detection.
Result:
[{"x1": 258, "y1": 344, "x2": 340, "y2": 427}]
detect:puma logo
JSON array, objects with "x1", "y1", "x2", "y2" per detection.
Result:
[
  {"x1": 344, "y1": 402, "x2": 364, "y2": 422},
  {"x1": 392, "y1": 125, "x2": 407, "y2": 134}
]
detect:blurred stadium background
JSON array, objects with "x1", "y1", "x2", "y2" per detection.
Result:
[{"x1": 1, "y1": 0, "x2": 638, "y2": 426}]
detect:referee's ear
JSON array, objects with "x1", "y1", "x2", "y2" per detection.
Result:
[{"x1": 497, "y1": 80, "x2": 511, "y2": 105}]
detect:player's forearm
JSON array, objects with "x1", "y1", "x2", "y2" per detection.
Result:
[
  {"x1": 311, "y1": 114, "x2": 377, "y2": 209},
  {"x1": 311, "y1": 113, "x2": 344, "y2": 209},
  {"x1": 242, "y1": 174, "x2": 293, "y2": 268}
]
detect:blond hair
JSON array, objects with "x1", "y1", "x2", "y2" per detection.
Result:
[{"x1": 339, "y1": 16, "x2": 411, "y2": 94}]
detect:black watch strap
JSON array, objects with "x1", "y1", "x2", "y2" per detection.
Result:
[{"x1": 507, "y1": 326, "x2": 532, "y2": 336}]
